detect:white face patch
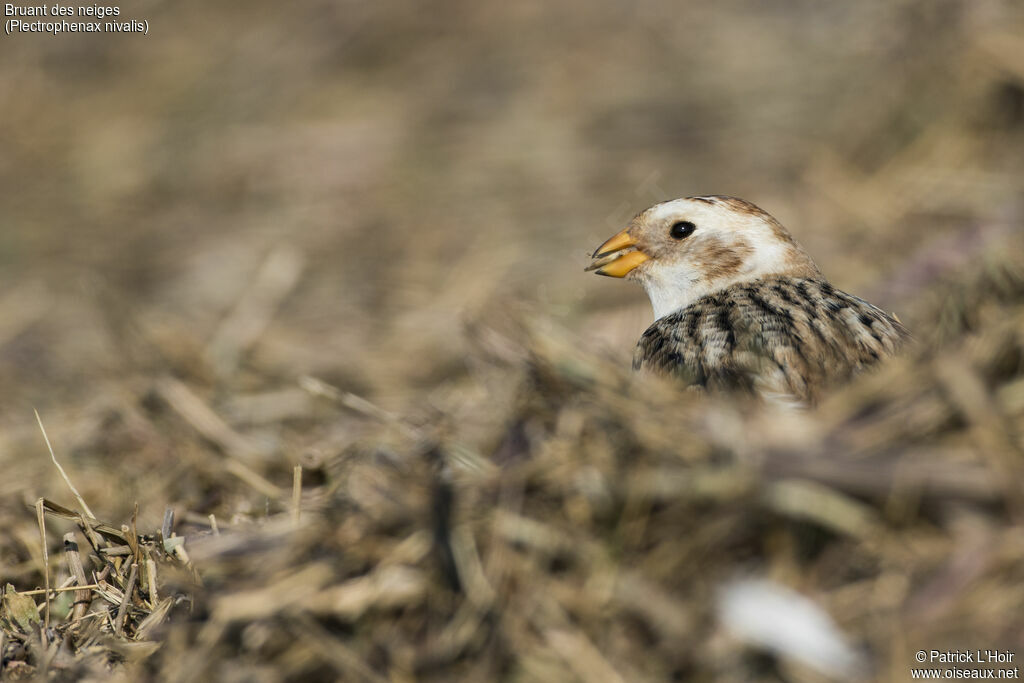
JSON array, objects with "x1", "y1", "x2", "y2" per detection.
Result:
[{"x1": 645, "y1": 198, "x2": 696, "y2": 224}]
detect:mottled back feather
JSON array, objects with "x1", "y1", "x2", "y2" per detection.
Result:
[{"x1": 633, "y1": 276, "x2": 911, "y2": 405}]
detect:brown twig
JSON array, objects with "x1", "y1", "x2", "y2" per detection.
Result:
[
  {"x1": 35, "y1": 498, "x2": 50, "y2": 633},
  {"x1": 155, "y1": 376, "x2": 282, "y2": 498},
  {"x1": 18, "y1": 583, "x2": 102, "y2": 597},
  {"x1": 63, "y1": 532, "x2": 92, "y2": 620},
  {"x1": 114, "y1": 563, "x2": 139, "y2": 636},
  {"x1": 292, "y1": 465, "x2": 303, "y2": 526},
  {"x1": 35, "y1": 409, "x2": 96, "y2": 519}
]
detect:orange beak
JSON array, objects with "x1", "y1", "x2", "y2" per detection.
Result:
[{"x1": 585, "y1": 229, "x2": 649, "y2": 278}]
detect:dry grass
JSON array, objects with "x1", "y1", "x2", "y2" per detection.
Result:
[
  {"x1": 2, "y1": 0, "x2": 1024, "y2": 681},
  {"x1": 3, "y1": 255, "x2": 1024, "y2": 681}
]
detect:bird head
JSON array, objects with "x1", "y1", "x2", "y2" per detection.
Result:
[{"x1": 586, "y1": 196, "x2": 823, "y2": 319}]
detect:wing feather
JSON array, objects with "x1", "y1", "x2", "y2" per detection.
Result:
[{"x1": 635, "y1": 277, "x2": 911, "y2": 404}]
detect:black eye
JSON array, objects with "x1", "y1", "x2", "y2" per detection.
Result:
[{"x1": 670, "y1": 221, "x2": 696, "y2": 239}]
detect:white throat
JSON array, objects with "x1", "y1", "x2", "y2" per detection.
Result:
[{"x1": 640, "y1": 269, "x2": 717, "y2": 320}]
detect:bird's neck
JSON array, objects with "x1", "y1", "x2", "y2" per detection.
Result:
[
  {"x1": 639, "y1": 246, "x2": 822, "y2": 320},
  {"x1": 641, "y1": 270, "x2": 727, "y2": 320}
]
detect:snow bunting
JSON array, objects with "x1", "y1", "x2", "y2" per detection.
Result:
[{"x1": 586, "y1": 196, "x2": 910, "y2": 405}]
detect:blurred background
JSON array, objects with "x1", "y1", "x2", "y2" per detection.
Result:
[{"x1": 2, "y1": 0, "x2": 1024, "y2": 680}]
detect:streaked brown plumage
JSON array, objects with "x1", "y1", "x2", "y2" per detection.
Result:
[
  {"x1": 633, "y1": 275, "x2": 909, "y2": 404},
  {"x1": 587, "y1": 196, "x2": 911, "y2": 405}
]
